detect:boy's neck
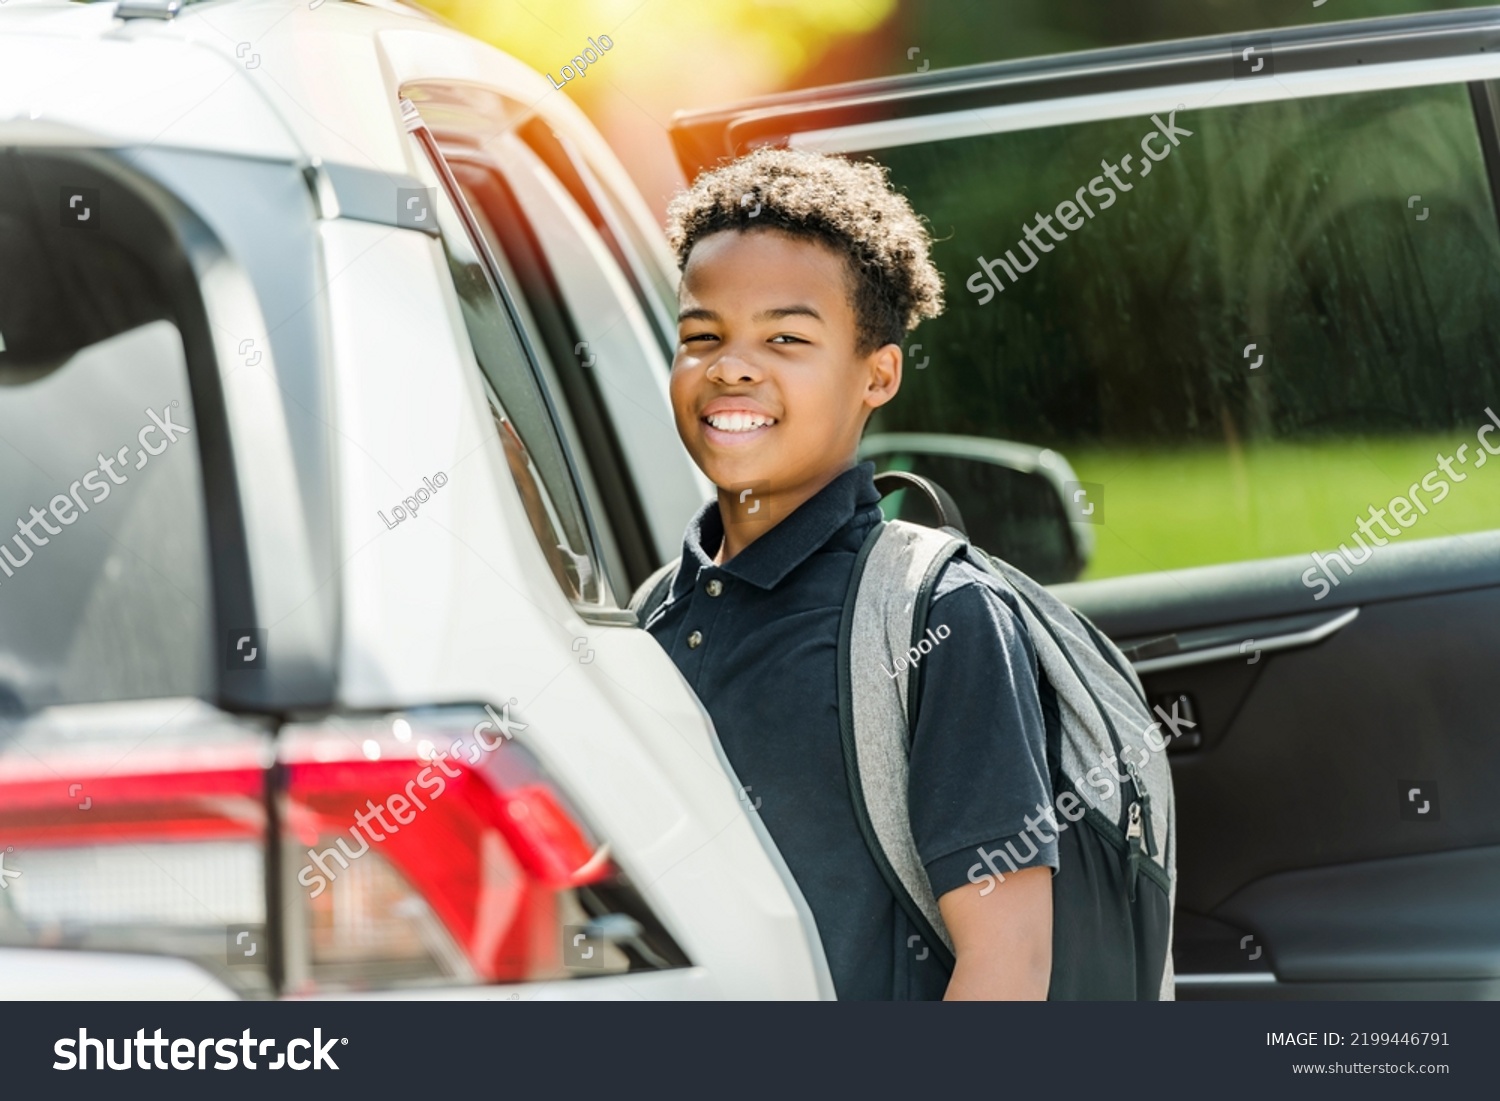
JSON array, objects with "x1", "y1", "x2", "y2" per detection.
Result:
[{"x1": 712, "y1": 463, "x2": 855, "y2": 564}]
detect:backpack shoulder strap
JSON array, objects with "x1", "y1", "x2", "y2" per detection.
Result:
[
  {"x1": 838, "y1": 519, "x2": 966, "y2": 968},
  {"x1": 629, "y1": 557, "x2": 681, "y2": 626}
]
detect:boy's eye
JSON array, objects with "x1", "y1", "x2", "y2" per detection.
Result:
[
  {"x1": 680, "y1": 332, "x2": 718, "y2": 343},
  {"x1": 768, "y1": 334, "x2": 807, "y2": 345}
]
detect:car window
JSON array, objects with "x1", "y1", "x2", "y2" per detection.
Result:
[
  {"x1": 0, "y1": 150, "x2": 214, "y2": 714},
  {"x1": 402, "y1": 83, "x2": 705, "y2": 590},
  {"x1": 862, "y1": 80, "x2": 1500, "y2": 580},
  {"x1": 450, "y1": 134, "x2": 702, "y2": 584},
  {"x1": 422, "y1": 163, "x2": 613, "y2": 608},
  {"x1": 445, "y1": 165, "x2": 634, "y2": 599}
]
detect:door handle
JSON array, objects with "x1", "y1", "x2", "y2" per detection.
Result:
[{"x1": 1132, "y1": 607, "x2": 1359, "y2": 674}]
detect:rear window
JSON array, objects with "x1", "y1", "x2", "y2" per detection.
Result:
[
  {"x1": 865, "y1": 81, "x2": 1500, "y2": 579},
  {"x1": 0, "y1": 150, "x2": 213, "y2": 715}
]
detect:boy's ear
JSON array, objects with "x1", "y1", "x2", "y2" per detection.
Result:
[{"x1": 863, "y1": 341, "x2": 903, "y2": 411}]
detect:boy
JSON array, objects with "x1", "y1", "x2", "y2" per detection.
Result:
[{"x1": 641, "y1": 148, "x2": 1054, "y2": 1000}]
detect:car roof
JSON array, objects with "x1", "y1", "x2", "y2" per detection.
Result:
[
  {"x1": 669, "y1": 4, "x2": 1500, "y2": 177},
  {"x1": 0, "y1": 0, "x2": 553, "y2": 172}
]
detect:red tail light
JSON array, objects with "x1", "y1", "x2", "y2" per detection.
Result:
[
  {"x1": 277, "y1": 707, "x2": 615, "y2": 990},
  {"x1": 0, "y1": 701, "x2": 683, "y2": 997},
  {"x1": 0, "y1": 700, "x2": 274, "y2": 996}
]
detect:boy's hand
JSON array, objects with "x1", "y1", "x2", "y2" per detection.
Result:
[{"x1": 938, "y1": 865, "x2": 1052, "y2": 1000}]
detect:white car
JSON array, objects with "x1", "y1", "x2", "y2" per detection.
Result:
[{"x1": 0, "y1": 0, "x2": 833, "y2": 1000}]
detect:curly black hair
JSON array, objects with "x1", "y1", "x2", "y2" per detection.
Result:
[{"x1": 665, "y1": 147, "x2": 944, "y2": 354}]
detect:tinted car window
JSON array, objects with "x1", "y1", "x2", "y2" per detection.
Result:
[
  {"x1": 865, "y1": 81, "x2": 1500, "y2": 579},
  {"x1": 0, "y1": 150, "x2": 213, "y2": 714},
  {"x1": 425, "y1": 174, "x2": 611, "y2": 607}
]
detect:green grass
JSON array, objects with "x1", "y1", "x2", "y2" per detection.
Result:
[{"x1": 1067, "y1": 434, "x2": 1500, "y2": 580}]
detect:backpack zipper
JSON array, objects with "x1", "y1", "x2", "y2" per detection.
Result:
[
  {"x1": 1125, "y1": 802, "x2": 1144, "y2": 903},
  {"x1": 1123, "y1": 760, "x2": 1156, "y2": 904}
]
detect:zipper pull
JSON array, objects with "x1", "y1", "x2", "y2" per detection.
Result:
[
  {"x1": 1125, "y1": 760, "x2": 1158, "y2": 858},
  {"x1": 1125, "y1": 801, "x2": 1143, "y2": 903},
  {"x1": 1140, "y1": 793, "x2": 1158, "y2": 858}
]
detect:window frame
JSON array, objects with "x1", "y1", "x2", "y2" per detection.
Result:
[
  {"x1": 514, "y1": 117, "x2": 679, "y2": 358},
  {"x1": 0, "y1": 144, "x2": 339, "y2": 714},
  {"x1": 408, "y1": 107, "x2": 637, "y2": 624},
  {"x1": 403, "y1": 80, "x2": 701, "y2": 594},
  {"x1": 446, "y1": 155, "x2": 649, "y2": 598}
]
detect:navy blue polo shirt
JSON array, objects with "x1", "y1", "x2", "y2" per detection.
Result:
[{"x1": 644, "y1": 461, "x2": 1056, "y2": 1000}]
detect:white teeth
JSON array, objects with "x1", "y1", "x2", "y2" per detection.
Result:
[{"x1": 705, "y1": 412, "x2": 775, "y2": 432}]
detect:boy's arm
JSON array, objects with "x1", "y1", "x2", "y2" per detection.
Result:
[
  {"x1": 906, "y1": 564, "x2": 1057, "y2": 1001},
  {"x1": 938, "y1": 868, "x2": 1052, "y2": 1000}
]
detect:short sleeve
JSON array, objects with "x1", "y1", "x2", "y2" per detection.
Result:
[{"x1": 906, "y1": 557, "x2": 1057, "y2": 900}]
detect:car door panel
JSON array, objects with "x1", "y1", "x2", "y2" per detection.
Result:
[{"x1": 1074, "y1": 534, "x2": 1500, "y2": 996}]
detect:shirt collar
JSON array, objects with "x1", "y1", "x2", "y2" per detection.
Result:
[{"x1": 677, "y1": 461, "x2": 883, "y2": 593}]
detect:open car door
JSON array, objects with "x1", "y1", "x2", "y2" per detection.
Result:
[{"x1": 671, "y1": 8, "x2": 1500, "y2": 999}]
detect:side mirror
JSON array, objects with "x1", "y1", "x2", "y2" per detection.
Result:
[{"x1": 859, "y1": 433, "x2": 1093, "y2": 584}]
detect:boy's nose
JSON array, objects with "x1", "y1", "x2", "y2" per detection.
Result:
[{"x1": 705, "y1": 354, "x2": 760, "y2": 385}]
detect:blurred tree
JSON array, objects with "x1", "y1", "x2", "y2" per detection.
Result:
[
  {"x1": 417, "y1": 0, "x2": 1500, "y2": 214},
  {"x1": 419, "y1": 0, "x2": 897, "y2": 213},
  {"x1": 885, "y1": 0, "x2": 1500, "y2": 78}
]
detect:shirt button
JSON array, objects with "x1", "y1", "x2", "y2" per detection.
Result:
[
  {"x1": 687, "y1": 630, "x2": 703, "y2": 649},
  {"x1": 705, "y1": 579, "x2": 724, "y2": 597}
]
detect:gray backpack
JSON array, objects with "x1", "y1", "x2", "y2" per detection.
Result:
[{"x1": 633, "y1": 471, "x2": 1177, "y2": 999}]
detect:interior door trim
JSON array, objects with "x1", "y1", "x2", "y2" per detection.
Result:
[{"x1": 1133, "y1": 607, "x2": 1359, "y2": 674}]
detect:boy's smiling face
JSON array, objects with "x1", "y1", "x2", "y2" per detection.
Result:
[{"x1": 671, "y1": 229, "x2": 901, "y2": 554}]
